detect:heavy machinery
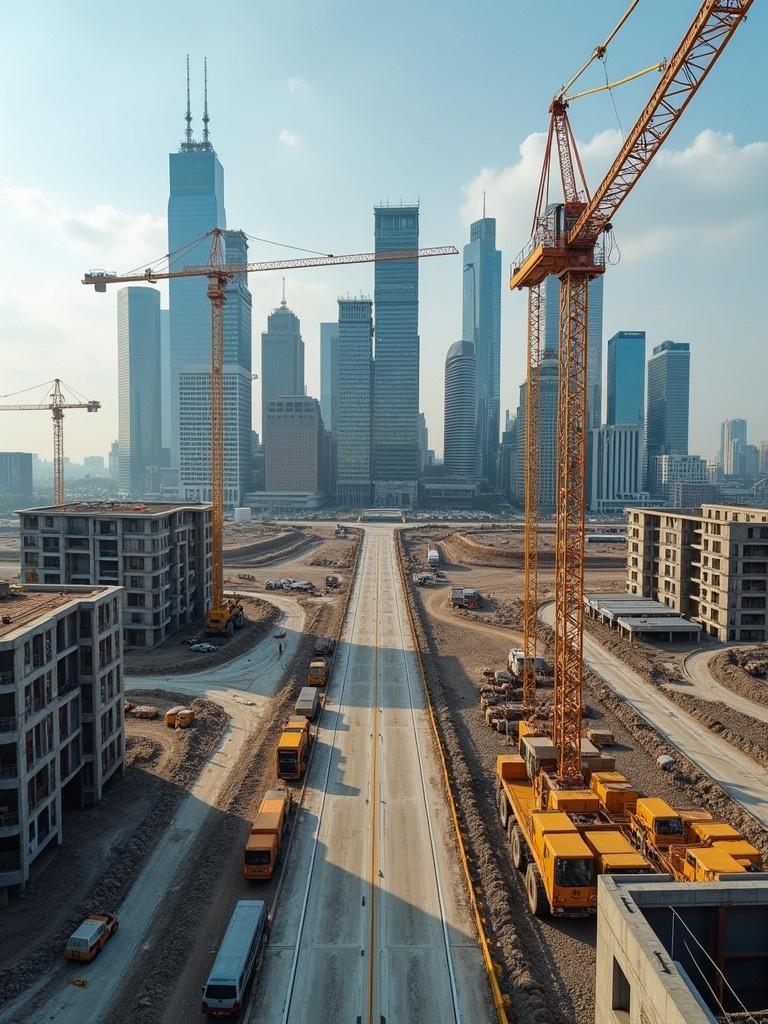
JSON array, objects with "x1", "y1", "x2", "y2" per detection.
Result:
[
  {"x1": 84, "y1": 232, "x2": 457, "y2": 638},
  {"x1": 242, "y1": 789, "x2": 292, "y2": 880},
  {"x1": 0, "y1": 379, "x2": 100, "y2": 505},
  {"x1": 276, "y1": 717, "x2": 311, "y2": 780}
]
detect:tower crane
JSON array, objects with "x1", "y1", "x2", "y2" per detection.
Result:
[
  {"x1": 511, "y1": 0, "x2": 754, "y2": 786},
  {"x1": 0, "y1": 379, "x2": 101, "y2": 506},
  {"x1": 84, "y1": 230, "x2": 458, "y2": 634}
]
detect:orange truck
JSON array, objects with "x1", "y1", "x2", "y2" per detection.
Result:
[
  {"x1": 243, "y1": 789, "x2": 292, "y2": 880},
  {"x1": 64, "y1": 913, "x2": 119, "y2": 961},
  {"x1": 307, "y1": 658, "x2": 328, "y2": 686},
  {"x1": 276, "y1": 717, "x2": 310, "y2": 780}
]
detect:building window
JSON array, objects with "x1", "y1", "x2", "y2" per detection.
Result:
[{"x1": 612, "y1": 957, "x2": 631, "y2": 1015}]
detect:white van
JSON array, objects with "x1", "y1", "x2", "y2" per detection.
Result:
[{"x1": 201, "y1": 900, "x2": 268, "y2": 1017}]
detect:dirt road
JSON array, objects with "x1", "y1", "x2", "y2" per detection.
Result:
[{"x1": 677, "y1": 648, "x2": 768, "y2": 725}]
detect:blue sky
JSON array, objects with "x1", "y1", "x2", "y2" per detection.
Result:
[{"x1": 0, "y1": 0, "x2": 766, "y2": 463}]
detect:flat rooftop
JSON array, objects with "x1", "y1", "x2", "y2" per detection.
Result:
[
  {"x1": 17, "y1": 501, "x2": 211, "y2": 517},
  {"x1": 585, "y1": 594, "x2": 677, "y2": 619},
  {"x1": 0, "y1": 585, "x2": 111, "y2": 640},
  {"x1": 616, "y1": 615, "x2": 702, "y2": 634}
]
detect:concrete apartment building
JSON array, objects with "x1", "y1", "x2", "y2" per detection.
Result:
[
  {"x1": 0, "y1": 582, "x2": 123, "y2": 897},
  {"x1": 626, "y1": 503, "x2": 768, "y2": 642},
  {"x1": 17, "y1": 502, "x2": 212, "y2": 651}
]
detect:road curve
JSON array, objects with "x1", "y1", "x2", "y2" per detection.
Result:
[
  {"x1": 540, "y1": 603, "x2": 768, "y2": 830},
  {"x1": 679, "y1": 648, "x2": 768, "y2": 725},
  {"x1": 1, "y1": 596, "x2": 305, "y2": 1024},
  {"x1": 252, "y1": 527, "x2": 492, "y2": 1024}
]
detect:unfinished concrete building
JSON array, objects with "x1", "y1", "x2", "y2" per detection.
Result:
[
  {"x1": 626, "y1": 503, "x2": 768, "y2": 642},
  {"x1": 0, "y1": 582, "x2": 124, "y2": 898},
  {"x1": 596, "y1": 875, "x2": 768, "y2": 1024},
  {"x1": 17, "y1": 502, "x2": 212, "y2": 650}
]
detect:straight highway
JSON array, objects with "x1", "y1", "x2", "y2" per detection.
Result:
[{"x1": 252, "y1": 527, "x2": 491, "y2": 1024}]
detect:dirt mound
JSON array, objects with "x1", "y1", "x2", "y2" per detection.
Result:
[{"x1": 711, "y1": 649, "x2": 768, "y2": 707}]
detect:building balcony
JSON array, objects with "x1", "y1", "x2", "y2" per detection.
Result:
[
  {"x1": 0, "y1": 762, "x2": 18, "y2": 787},
  {"x1": 0, "y1": 717, "x2": 18, "y2": 737},
  {"x1": 0, "y1": 810, "x2": 20, "y2": 837}
]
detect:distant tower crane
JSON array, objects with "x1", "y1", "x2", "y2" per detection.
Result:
[
  {"x1": 0, "y1": 379, "x2": 101, "y2": 505},
  {"x1": 84, "y1": 230, "x2": 458, "y2": 635},
  {"x1": 512, "y1": 0, "x2": 754, "y2": 785}
]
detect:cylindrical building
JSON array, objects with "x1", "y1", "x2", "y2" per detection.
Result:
[{"x1": 443, "y1": 340, "x2": 477, "y2": 479}]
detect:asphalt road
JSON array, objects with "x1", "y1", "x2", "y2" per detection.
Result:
[
  {"x1": 252, "y1": 527, "x2": 491, "y2": 1024},
  {"x1": 1, "y1": 596, "x2": 305, "y2": 1024},
  {"x1": 541, "y1": 603, "x2": 768, "y2": 829}
]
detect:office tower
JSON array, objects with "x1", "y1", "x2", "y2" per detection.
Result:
[
  {"x1": 511, "y1": 355, "x2": 559, "y2": 510},
  {"x1": 168, "y1": 59, "x2": 226, "y2": 478},
  {"x1": 336, "y1": 297, "x2": 373, "y2": 507},
  {"x1": 462, "y1": 214, "x2": 501, "y2": 482},
  {"x1": 443, "y1": 340, "x2": 477, "y2": 478},
  {"x1": 645, "y1": 341, "x2": 690, "y2": 492},
  {"x1": 264, "y1": 397, "x2": 327, "y2": 498},
  {"x1": 607, "y1": 331, "x2": 645, "y2": 426},
  {"x1": 589, "y1": 425, "x2": 644, "y2": 513},
  {"x1": 160, "y1": 309, "x2": 170, "y2": 451},
  {"x1": 108, "y1": 441, "x2": 119, "y2": 478},
  {"x1": 117, "y1": 287, "x2": 162, "y2": 497},
  {"x1": 177, "y1": 230, "x2": 252, "y2": 505},
  {"x1": 320, "y1": 322, "x2": 339, "y2": 434},
  {"x1": 417, "y1": 412, "x2": 429, "y2": 473},
  {"x1": 652, "y1": 453, "x2": 706, "y2": 498},
  {"x1": 0, "y1": 453, "x2": 33, "y2": 502},
  {"x1": 83, "y1": 456, "x2": 105, "y2": 475},
  {"x1": 372, "y1": 203, "x2": 419, "y2": 507},
  {"x1": 759, "y1": 441, "x2": 768, "y2": 476},
  {"x1": 261, "y1": 295, "x2": 305, "y2": 439},
  {"x1": 720, "y1": 418, "x2": 747, "y2": 475}
]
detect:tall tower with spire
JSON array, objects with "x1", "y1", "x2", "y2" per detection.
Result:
[{"x1": 167, "y1": 58, "x2": 251, "y2": 505}]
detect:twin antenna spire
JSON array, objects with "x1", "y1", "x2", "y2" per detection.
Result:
[{"x1": 182, "y1": 54, "x2": 212, "y2": 152}]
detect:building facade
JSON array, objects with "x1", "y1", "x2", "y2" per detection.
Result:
[
  {"x1": 320, "y1": 322, "x2": 339, "y2": 435},
  {"x1": 607, "y1": 331, "x2": 645, "y2": 426},
  {"x1": 462, "y1": 216, "x2": 501, "y2": 482},
  {"x1": 511, "y1": 355, "x2": 559, "y2": 511},
  {"x1": 589, "y1": 425, "x2": 644, "y2": 513},
  {"x1": 0, "y1": 582, "x2": 123, "y2": 896},
  {"x1": 261, "y1": 297, "x2": 305, "y2": 441},
  {"x1": 18, "y1": 503, "x2": 212, "y2": 650},
  {"x1": 372, "y1": 204, "x2": 420, "y2": 507},
  {"x1": 652, "y1": 453, "x2": 707, "y2": 499},
  {"x1": 626, "y1": 503, "x2": 768, "y2": 642},
  {"x1": 263, "y1": 397, "x2": 327, "y2": 498},
  {"x1": 336, "y1": 297, "x2": 373, "y2": 508},
  {"x1": 645, "y1": 340, "x2": 690, "y2": 491},
  {"x1": 0, "y1": 454, "x2": 33, "y2": 505},
  {"x1": 720, "y1": 418, "x2": 748, "y2": 476},
  {"x1": 443, "y1": 340, "x2": 477, "y2": 479},
  {"x1": 117, "y1": 287, "x2": 163, "y2": 498}
]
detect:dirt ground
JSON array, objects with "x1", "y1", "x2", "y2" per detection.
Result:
[
  {"x1": 710, "y1": 647, "x2": 768, "y2": 707},
  {"x1": 398, "y1": 528, "x2": 768, "y2": 1024},
  {"x1": 125, "y1": 596, "x2": 279, "y2": 675},
  {"x1": 226, "y1": 526, "x2": 360, "y2": 594},
  {"x1": 0, "y1": 691, "x2": 228, "y2": 1007}
]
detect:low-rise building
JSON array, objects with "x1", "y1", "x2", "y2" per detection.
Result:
[
  {"x1": 627, "y1": 503, "x2": 768, "y2": 642},
  {"x1": 0, "y1": 582, "x2": 123, "y2": 898},
  {"x1": 17, "y1": 502, "x2": 212, "y2": 650}
]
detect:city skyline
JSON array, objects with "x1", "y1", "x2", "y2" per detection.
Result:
[{"x1": 0, "y1": 2, "x2": 766, "y2": 465}]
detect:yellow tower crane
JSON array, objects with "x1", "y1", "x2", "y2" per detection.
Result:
[
  {"x1": 84, "y1": 230, "x2": 457, "y2": 636},
  {"x1": 0, "y1": 378, "x2": 101, "y2": 506}
]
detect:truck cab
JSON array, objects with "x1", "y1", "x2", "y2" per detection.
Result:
[
  {"x1": 528, "y1": 812, "x2": 597, "y2": 916},
  {"x1": 307, "y1": 659, "x2": 328, "y2": 686},
  {"x1": 276, "y1": 727, "x2": 309, "y2": 780},
  {"x1": 630, "y1": 797, "x2": 685, "y2": 856},
  {"x1": 670, "y1": 845, "x2": 748, "y2": 882},
  {"x1": 243, "y1": 790, "x2": 291, "y2": 879}
]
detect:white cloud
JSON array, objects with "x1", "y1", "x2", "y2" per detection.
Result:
[
  {"x1": 287, "y1": 77, "x2": 309, "y2": 95},
  {"x1": 278, "y1": 128, "x2": 301, "y2": 148}
]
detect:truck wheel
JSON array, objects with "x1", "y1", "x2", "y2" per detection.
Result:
[
  {"x1": 497, "y1": 789, "x2": 509, "y2": 830},
  {"x1": 526, "y1": 863, "x2": 548, "y2": 917},
  {"x1": 510, "y1": 824, "x2": 528, "y2": 871}
]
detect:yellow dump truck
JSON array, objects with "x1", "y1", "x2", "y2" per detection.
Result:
[
  {"x1": 243, "y1": 789, "x2": 292, "y2": 880},
  {"x1": 276, "y1": 718, "x2": 310, "y2": 780},
  {"x1": 307, "y1": 659, "x2": 328, "y2": 686}
]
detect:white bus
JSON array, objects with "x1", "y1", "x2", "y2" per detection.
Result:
[{"x1": 201, "y1": 900, "x2": 268, "y2": 1018}]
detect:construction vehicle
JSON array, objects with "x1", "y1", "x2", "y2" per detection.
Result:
[
  {"x1": 582, "y1": 830, "x2": 653, "y2": 876},
  {"x1": 426, "y1": 548, "x2": 440, "y2": 568},
  {"x1": 242, "y1": 789, "x2": 291, "y2": 880},
  {"x1": 307, "y1": 658, "x2": 328, "y2": 687},
  {"x1": 164, "y1": 706, "x2": 195, "y2": 729},
  {"x1": 667, "y1": 845, "x2": 754, "y2": 883},
  {"x1": 276, "y1": 717, "x2": 310, "y2": 780},
  {"x1": 628, "y1": 798, "x2": 686, "y2": 858},
  {"x1": 0, "y1": 379, "x2": 100, "y2": 506},
  {"x1": 64, "y1": 913, "x2": 119, "y2": 962},
  {"x1": 450, "y1": 588, "x2": 466, "y2": 608},
  {"x1": 205, "y1": 596, "x2": 245, "y2": 638},
  {"x1": 294, "y1": 687, "x2": 320, "y2": 720}
]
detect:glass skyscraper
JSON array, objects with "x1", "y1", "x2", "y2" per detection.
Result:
[
  {"x1": 336, "y1": 298, "x2": 373, "y2": 508},
  {"x1": 320, "y1": 322, "x2": 339, "y2": 434},
  {"x1": 646, "y1": 340, "x2": 691, "y2": 492},
  {"x1": 443, "y1": 340, "x2": 477, "y2": 479},
  {"x1": 607, "y1": 331, "x2": 645, "y2": 426},
  {"x1": 260, "y1": 297, "x2": 305, "y2": 439},
  {"x1": 117, "y1": 287, "x2": 162, "y2": 497},
  {"x1": 372, "y1": 203, "x2": 419, "y2": 507},
  {"x1": 462, "y1": 216, "x2": 501, "y2": 483}
]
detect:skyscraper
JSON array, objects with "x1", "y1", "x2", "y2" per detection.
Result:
[
  {"x1": 645, "y1": 340, "x2": 691, "y2": 491},
  {"x1": 177, "y1": 230, "x2": 253, "y2": 506},
  {"x1": 320, "y1": 322, "x2": 339, "y2": 434},
  {"x1": 589, "y1": 424, "x2": 644, "y2": 513},
  {"x1": 117, "y1": 287, "x2": 162, "y2": 497},
  {"x1": 168, "y1": 58, "x2": 226, "y2": 479},
  {"x1": 443, "y1": 340, "x2": 477, "y2": 479},
  {"x1": 0, "y1": 452, "x2": 33, "y2": 502},
  {"x1": 372, "y1": 203, "x2": 419, "y2": 507},
  {"x1": 264, "y1": 397, "x2": 327, "y2": 497},
  {"x1": 720, "y1": 418, "x2": 747, "y2": 475},
  {"x1": 462, "y1": 215, "x2": 501, "y2": 482},
  {"x1": 160, "y1": 308, "x2": 170, "y2": 453},
  {"x1": 511, "y1": 355, "x2": 559, "y2": 511},
  {"x1": 261, "y1": 295, "x2": 305, "y2": 439},
  {"x1": 607, "y1": 331, "x2": 646, "y2": 426},
  {"x1": 336, "y1": 297, "x2": 373, "y2": 508}
]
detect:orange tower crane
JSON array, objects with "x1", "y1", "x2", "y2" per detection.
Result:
[
  {"x1": 0, "y1": 379, "x2": 101, "y2": 505},
  {"x1": 84, "y1": 231, "x2": 458, "y2": 632},
  {"x1": 512, "y1": 0, "x2": 754, "y2": 784}
]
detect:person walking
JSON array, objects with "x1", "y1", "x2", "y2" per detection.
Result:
[{"x1": 278, "y1": 641, "x2": 284, "y2": 658}]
